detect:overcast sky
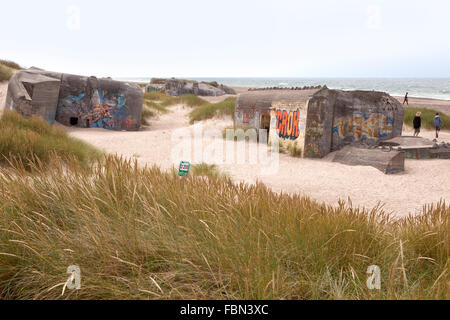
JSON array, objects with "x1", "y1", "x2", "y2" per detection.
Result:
[{"x1": 1, "y1": 0, "x2": 450, "y2": 78}]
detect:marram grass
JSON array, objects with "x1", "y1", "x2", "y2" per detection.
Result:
[
  {"x1": 189, "y1": 97, "x2": 236, "y2": 124},
  {"x1": 0, "y1": 110, "x2": 102, "y2": 168},
  {"x1": 0, "y1": 154, "x2": 448, "y2": 300},
  {"x1": 0, "y1": 64, "x2": 13, "y2": 81},
  {"x1": 0, "y1": 59, "x2": 22, "y2": 70},
  {"x1": 0, "y1": 59, "x2": 21, "y2": 81}
]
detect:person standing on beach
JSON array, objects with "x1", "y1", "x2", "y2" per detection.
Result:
[
  {"x1": 403, "y1": 92, "x2": 409, "y2": 105},
  {"x1": 433, "y1": 113, "x2": 443, "y2": 139},
  {"x1": 413, "y1": 112, "x2": 421, "y2": 136}
]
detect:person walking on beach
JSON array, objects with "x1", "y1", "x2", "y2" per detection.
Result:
[
  {"x1": 403, "y1": 92, "x2": 409, "y2": 105},
  {"x1": 413, "y1": 111, "x2": 421, "y2": 136},
  {"x1": 433, "y1": 112, "x2": 443, "y2": 139}
]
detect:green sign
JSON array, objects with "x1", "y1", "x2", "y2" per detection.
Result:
[{"x1": 178, "y1": 161, "x2": 191, "y2": 177}]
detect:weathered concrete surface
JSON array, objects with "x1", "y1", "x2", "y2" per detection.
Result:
[
  {"x1": 145, "y1": 83, "x2": 164, "y2": 92},
  {"x1": 5, "y1": 70, "x2": 61, "y2": 124},
  {"x1": 165, "y1": 79, "x2": 235, "y2": 97},
  {"x1": 235, "y1": 89, "x2": 319, "y2": 130},
  {"x1": 380, "y1": 136, "x2": 450, "y2": 159},
  {"x1": 305, "y1": 88, "x2": 404, "y2": 158},
  {"x1": 332, "y1": 146, "x2": 405, "y2": 174},
  {"x1": 234, "y1": 87, "x2": 404, "y2": 159},
  {"x1": 6, "y1": 69, "x2": 143, "y2": 131},
  {"x1": 379, "y1": 136, "x2": 434, "y2": 147},
  {"x1": 219, "y1": 84, "x2": 236, "y2": 95}
]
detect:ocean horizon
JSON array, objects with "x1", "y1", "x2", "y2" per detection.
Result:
[{"x1": 116, "y1": 77, "x2": 450, "y2": 101}]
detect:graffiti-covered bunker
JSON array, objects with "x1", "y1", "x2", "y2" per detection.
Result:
[
  {"x1": 235, "y1": 87, "x2": 403, "y2": 158},
  {"x1": 6, "y1": 68, "x2": 143, "y2": 131}
]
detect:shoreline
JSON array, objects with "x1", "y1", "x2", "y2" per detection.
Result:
[{"x1": 228, "y1": 86, "x2": 450, "y2": 115}]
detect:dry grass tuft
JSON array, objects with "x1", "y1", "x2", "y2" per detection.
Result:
[{"x1": 0, "y1": 111, "x2": 102, "y2": 169}]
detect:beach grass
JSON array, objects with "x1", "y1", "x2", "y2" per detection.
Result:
[
  {"x1": 144, "y1": 91, "x2": 172, "y2": 102},
  {"x1": 0, "y1": 111, "x2": 102, "y2": 169},
  {"x1": 189, "y1": 97, "x2": 236, "y2": 124},
  {"x1": 144, "y1": 101, "x2": 170, "y2": 114},
  {"x1": 287, "y1": 143, "x2": 302, "y2": 157},
  {"x1": 143, "y1": 93, "x2": 208, "y2": 118},
  {"x1": 191, "y1": 162, "x2": 228, "y2": 179},
  {"x1": 141, "y1": 104, "x2": 156, "y2": 125},
  {"x1": 0, "y1": 59, "x2": 22, "y2": 70},
  {"x1": 404, "y1": 107, "x2": 450, "y2": 131},
  {"x1": 144, "y1": 92, "x2": 234, "y2": 124},
  {"x1": 0, "y1": 154, "x2": 447, "y2": 300},
  {"x1": 0, "y1": 65, "x2": 13, "y2": 81},
  {"x1": 0, "y1": 59, "x2": 22, "y2": 81},
  {"x1": 160, "y1": 94, "x2": 208, "y2": 108}
]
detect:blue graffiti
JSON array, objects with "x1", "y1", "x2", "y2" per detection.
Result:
[{"x1": 57, "y1": 89, "x2": 132, "y2": 130}]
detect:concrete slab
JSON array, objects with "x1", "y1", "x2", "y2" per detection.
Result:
[{"x1": 332, "y1": 146, "x2": 405, "y2": 174}]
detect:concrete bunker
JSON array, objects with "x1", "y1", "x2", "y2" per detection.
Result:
[
  {"x1": 235, "y1": 89, "x2": 320, "y2": 144},
  {"x1": 235, "y1": 87, "x2": 404, "y2": 158},
  {"x1": 6, "y1": 68, "x2": 144, "y2": 131}
]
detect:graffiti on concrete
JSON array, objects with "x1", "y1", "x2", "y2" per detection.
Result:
[
  {"x1": 332, "y1": 112, "x2": 393, "y2": 142},
  {"x1": 58, "y1": 89, "x2": 132, "y2": 130},
  {"x1": 276, "y1": 109, "x2": 300, "y2": 140},
  {"x1": 147, "y1": 87, "x2": 163, "y2": 93},
  {"x1": 236, "y1": 106, "x2": 256, "y2": 124}
]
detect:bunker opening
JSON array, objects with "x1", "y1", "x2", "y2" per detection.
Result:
[{"x1": 70, "y1": 117, "x2": 78, "y2": 126}]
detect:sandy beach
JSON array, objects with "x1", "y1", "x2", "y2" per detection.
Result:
[
  {"x1": 394, "y1": 96, "x2": 450, "y2": 115},
  {"x1": 1, "y1": 81, "x2": 449, "y2": 217}
]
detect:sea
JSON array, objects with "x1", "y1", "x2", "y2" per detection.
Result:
[{"x1": 117, "y1": 77, "x2": 450, "y2": 101}]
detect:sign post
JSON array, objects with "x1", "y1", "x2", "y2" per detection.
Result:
[{"x1": 178, "y1": 161, "x2": 191, "y2": 178}]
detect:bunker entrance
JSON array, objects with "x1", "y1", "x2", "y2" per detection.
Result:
[
  {"x1": 260, "y1": 114, "x2": 271, "y2": 142},
  {"x1": 70, "y1": 117, "x2": 78, "y2": 126}
]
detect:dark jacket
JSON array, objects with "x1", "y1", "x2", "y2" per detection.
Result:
[{"x1": 413, "y1": 116, "x2": 421, "y2": 129}]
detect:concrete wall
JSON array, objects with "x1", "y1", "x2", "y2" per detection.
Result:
[
  {"x1": 235, "y1": 90, "x2": 317, "y2": 136},
  {"x1": 304, "y1": 88, "x2": 403, "y2": 157},
  {"x1": 235, "y1": 88, "x2": 404, "y2": 158},
  {"x1": 56, "y1": 75, "x2": 143, "y2": 130},
  {"x1": 6, "y1": 69, "x2": 143, "y2": 131},
  {"x1": 269, "y1": 101, "x2": 309, "y2": 157},
  {"x1": 234, "y1": 106, "x2": 262, "y2": 130},
  {"x1": 6, "y1": 70, "x2": 61, "y2": 124}
]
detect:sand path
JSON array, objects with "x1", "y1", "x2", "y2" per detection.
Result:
[
  {"x1": 66, "y1": 104, "x2": 450, "y2": 218},
  {"x1": 0, "y1": 80, "x2": 9, "y2": 114}
]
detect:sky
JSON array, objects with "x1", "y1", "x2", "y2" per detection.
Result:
[{"x1": 1, "y1": 0, "x2": 450, "y2": 78}]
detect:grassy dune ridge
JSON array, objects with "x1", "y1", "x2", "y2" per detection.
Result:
[
  {"x1": 0, "y1": 59, "x2": 21, "y2": 81},
  {"x1": 141, "y1": 91, "x2": 235, "y2": 125},
  {"x1": 141, "y1": 93, "x2": 208, "y2": 124},
  {"x1": 0, "y1": 59, "x2": 21, "y2": 70},
  {"x1": 0, "y1": 111, "x2": 102, "y2": 168},
  {"x1": 0, "y1": 65, "x2": 12, "y2": 82},
  {"x1": 0, "y1": 153, "x2": 448, "y2": 300},
  {"x1": 189, "y1": 97, "x2": 236, "y2": 124}
]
